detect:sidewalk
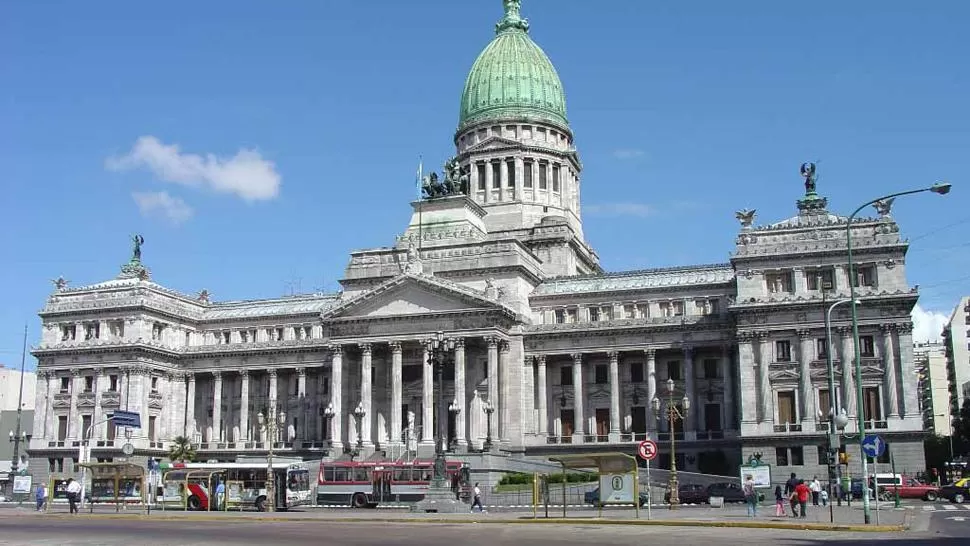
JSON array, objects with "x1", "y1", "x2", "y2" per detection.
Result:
[{"x1": 7, "y1": 501, "x2": 915, "y2": 532}]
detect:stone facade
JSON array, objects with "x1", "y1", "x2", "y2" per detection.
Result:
[{"x1": 27, "y1": 1, "x2": 928, "y2": 487}]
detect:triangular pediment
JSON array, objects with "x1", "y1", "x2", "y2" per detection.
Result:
[
  {"x1": 465, "y1": 136, "x2": 520, "y2": 153},
  {"x1": 322, "y1": 274, "x2": 506, "y2": 320}
]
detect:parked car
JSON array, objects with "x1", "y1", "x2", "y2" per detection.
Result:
[
  {"x1": 939, "y1": 478, "x2": 970, "y2": 504},
  {"x1": 873, "y1": 474, "x2": 939, "y2": 501},
  {"x1": 706, "y1": 482, "x2": 748, "y2": 503},
  {"x1": 663, "y1": 483, "x2": 708, "y2": 504},
  {"x1": 584, "y1": 487, "x2": 649, "y2": 507}
]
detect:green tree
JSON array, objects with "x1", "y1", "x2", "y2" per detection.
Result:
[{"x1": 168, "y1": 435, "x2": 196, "y2": 462}]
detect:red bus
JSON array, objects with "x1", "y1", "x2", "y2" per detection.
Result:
[
  {"x1": 317, "y1": 459, "x2": 471, "y2": 508},
  {"x1": 159, "y1": 461, "x2": 312, "y2": 511}
]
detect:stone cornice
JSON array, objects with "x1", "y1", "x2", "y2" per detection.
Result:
[
  {"x1": 526, "y1": 315, "x2": 733, "y2": 339},
  {"x1": 729, "y1": 290, "x2": 919, "y2": 311}
]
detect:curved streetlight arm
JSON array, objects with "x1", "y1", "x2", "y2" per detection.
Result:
[{"x1": 845, "y1": 182, "x2": 951, "y2": 525}]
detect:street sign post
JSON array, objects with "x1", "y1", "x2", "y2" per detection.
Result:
[
  {"x1": 861, "y1": 435, "x2": 885, "y2": 459},
  {"x1": 110, "y1": 410, "x2": 142, "y2": 429},
  {"x1": 638, "y1": 440, "x2": 658, "y2": 521}
]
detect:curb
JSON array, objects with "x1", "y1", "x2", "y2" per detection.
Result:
[{"x1": 28, "y1": 513, "x2": 906, "y2": 532}]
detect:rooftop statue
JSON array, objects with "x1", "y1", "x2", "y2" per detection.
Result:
[
  {"x1": 873, "y1": 197, "x2": 895, "y2": 218},
  {"x1": 735, "y1": 208, "x2": 757, "y2": 228},
  {"x1": 800, "y1": 162, "x2": 817, "y2": 195},
  {"x1": 52, "y1": 276, "x2": 70, "y2": 291},
  {"x1": 131, "y1": 234, "x2": 145, "y2": 262},
  {"x1": 420, "y1": 157, "x2": 468, "y2": 199},
  {"x1": 497, "y1": 0, "x2": 529, "y2": 32}
]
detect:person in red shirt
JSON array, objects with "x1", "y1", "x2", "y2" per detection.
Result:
[{"x1": 794, "y1": 479, "x2": 811, "y2": 518}]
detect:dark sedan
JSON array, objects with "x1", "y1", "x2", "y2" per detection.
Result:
[
  {"x1": 706, "y1": 482, "x2": 748, "y2": 503},
  {"x1": 939, "y1": 478, "x2": 970, "y2": 504},
  {"x1": 663, "y1": 483, "x2": 708, "y2": 504}
]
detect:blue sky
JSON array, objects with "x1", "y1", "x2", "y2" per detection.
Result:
[{"x1": 2, "y1": 0, "x2": 968, "y2": 368}]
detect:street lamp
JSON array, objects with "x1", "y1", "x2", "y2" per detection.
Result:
[
  {"x1": 256, "y1": 408, "x2": 286, "y2": 512},
  {"x1": 845, "y1": 181, "x2": 951, "y2": 524},
  {"x1": 322, "y1": 402, "x2": 335, "y2": 449},
  {"x1": 427, "y1": 331, "x2": 456, "y2": 487},
  {"x1": 448, "y1": 399, "x2": 461, "y2": 451},
  {"x1": 652, "y1": 378, "x2": 690, "y2": 509},
  {"x1": 352, "y1": 401, "x2": 366, "y2": 459},
  {"x1": 7, "y1": 325, "x2": 27, "y2": 500},
  {"x1": 483, "y1": 400, "x2": 495, "y2": 452}
]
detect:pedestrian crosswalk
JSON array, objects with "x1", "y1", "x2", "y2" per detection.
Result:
[{"x1": 921, "y1": 504, "x2": 970, "y2": 512}]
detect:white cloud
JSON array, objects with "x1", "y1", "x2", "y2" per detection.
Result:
[
  {"x1": 107, "y1": 136, "x2": 281, "y2": 202},
  {"x1": 132, "y1": 191, "x2": 194, "y2": 225},
  {"x1": 911, "y1": 304, "x2": 949, "y2": 343},
  {"x1": 585, "y1": 203, "x2": 654, "y2": 218},
  {"x1": 612, "y1": 149, "x2": 645, "y2": 159}
]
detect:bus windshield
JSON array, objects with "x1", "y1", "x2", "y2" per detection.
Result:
[{"x1": 287, "y1": 469, "x2": 310, "y2": 492}]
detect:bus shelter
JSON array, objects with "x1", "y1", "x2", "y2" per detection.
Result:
[
  {"x1": 45, "y1": 473, "x2": 76, "y2": 512},
  {"x1": 79, "y1": 463, "x2": 146, "y2": 513},
  {"x1": 549, "y1": 453, "x2": 640, "y2": 519}
]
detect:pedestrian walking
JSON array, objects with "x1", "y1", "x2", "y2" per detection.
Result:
[
  {"x1": 820, "y1": 488, "x2": 829, "y2": 507},
  {"x1": 794, "y1": 479, "x2": 811, "y2": 518},
  {"x1": 810, "y1": 477, "x2": 821, "y2": 506},
  {"x1": 470, "y1": 482, "x2": 485, "y2": 513},
  {"x1": 65, "y1": 478, "x2": 82, "y2": 514},
  {"x1": 743, "y1": 475, "x2": 758, "y2": 517},
  {"x1": 774, "y1": 485, "x2": 785, "y2": 517},
  {"x1": 35, "y1": 483, "x2": 47, "y2": 511}
]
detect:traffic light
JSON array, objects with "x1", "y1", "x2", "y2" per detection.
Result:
[
  {"x1": 826, "y1": 450, "x2": 838, "y2": 466},
  {"x1": 146, "y1": 457, "x2": 156, "y2": 472},
  {"x1": 838, "y1": 452, "x2": 850, "y2": 465}
]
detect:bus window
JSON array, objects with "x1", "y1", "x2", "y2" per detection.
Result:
[
  {"x1": 333, "y1": 468, "x2": 350, "y2": 482},
  {"x1": 353, "y1": 468, "x2": 368, "y2": 482},
  {"x1": 392, "y1": 468, "x2": 411, "y2": 482},
  {"x1": 323, "y1": 467, "x2": 335, "y2": 482}
]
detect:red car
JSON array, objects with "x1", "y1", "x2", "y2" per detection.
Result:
[{"x1": 875, "y1": 474, "x2": 939, "y2": 501}]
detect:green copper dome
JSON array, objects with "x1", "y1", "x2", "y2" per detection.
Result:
[{"x1": 458, "y1": 1, "x2": 568, "y2": 132}]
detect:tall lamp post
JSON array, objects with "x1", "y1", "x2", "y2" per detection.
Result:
[
  {"x1": 7, "y1": 325, "x2": 27, "y2": 499},
  {"x1": 427, "y1": 331, "x2": 456, "y2": 487},
  {"x1": 351, "y1": 401, "x2": 366, "y2": 459},
  {"x1": 652, "y1": 378, "x2": 690, "y2": 509},
  {"x1": 323, "y1": 402, "x2": 335, "y2": 450},
  {"x1": 824, "y1": 295, "x2": 859, "y2": 517},
  {"x1": 845, "y1": 182, "x2": 951, "y2": 524},
  {"x1": 483, "y1": 401, "x2": 495, "y2": 452},
  {"x1": 257, "y1": 408, "x2": 286, "y2": 512},
  {"x1": 448, "y1": 399, "x2": 461, "y2": 451}
]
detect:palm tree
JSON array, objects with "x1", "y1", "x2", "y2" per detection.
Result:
[{"x1": 168, "y1": 436, "x2": 196, "y2": 463}]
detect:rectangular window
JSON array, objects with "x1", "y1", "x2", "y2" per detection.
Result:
[
  {"x1": 776, "y1": 447, "x2": 789, "y2": 466},
  {"x1": 81, "y1": 415, "x2": 92, "y2": 440},
  {"x1": 790, "y1": 446, "x2": 804, "y2": 466},
  {"x1": 476, "y1": 163, "x2": 486, "y2": 191},
  {"x1": 594, "y1": 365, "x2": 608, "y2": 384},
  {"x1": 538, "y1": 163, "x2": 548, "y2": 190},
  {"x1": 554, "y1": 309, "x2": 565, "y2": 324},
  {"x1": 667, "y1": 361, "x2": 681, "y2": 381},
  {"x1": 860, "y1": 335, "x2": 875, "y2": 357},
  {"x1": 109, "y1": 375, "x2": 118, "y2": 392},
  {"x1": 703, "y1": 359, "x2": 718, "y2": 379},
  {"x1": 599, "y1": 306, "x2": 613, "y2": 321},
  {"x1": 148, "y1": 416, "x2": 157, "y2": 441},
  {"x1": 84, "y1": 376, "x2": 94, "y2": 392},
  {"x1": 630, "y1": 362, "x2": 644, "y2": 383},
  {"x1": 636, "y1": 304, "x2": 650, "y2": 319},
  {"x1": 817, "y1": 445, "x2": 828, "y2": 465},
  {"x1": 704, "y1": 403, "x2": 722, "y2": 431},
  {"x1": 775, "y1": 340, "x2": 792, "y2": 362},
  {"x1": 57, "y1": 416, "x2": 67, "y2": 441},
  {"x1": 777, "y1": 391, "x2": 797, "y2": 424},
  {"x1": 852, "y1": 265, "x2": 876, "y2": 287},
  {"x1": 506, "y1": 159, "x2": 516, "y2": 189},
  {"x1": 766, "y1": 271, "x2": 794, "y2": 293},
  {"x1": 151, "y1": 376, "x2": 158, "y2": 392},
  {"x1": 818, "y1": 389, "x2": 832, "y2": 419},
  {"x1": 491, "y1": 162, "x2": 501, "y2": 189},
  {"x1": 60, "y1": 377, "x2": 70, "y2": 393},
  {"x1": 588, "y1": 307, "x2": 600, "y2": 322},
  {"x1": 816, "y1": 338, "x2": 828, "y2": 359},
  {"x1": 523, "y1": 161, "x2": 533, "y2": 188},
  {"x1": 560, "y1": 365, "x2": 573, "y2": 386},
  {"x1": 862, "y1": 387, "x2": 882, "y2": 422},
  {"x1": 672, "y1": 301, "x2": 684, "y2": 316},
  {"x1": 807, "y1": 268, "x2": 835, "y2": 291},
  {"x1": 566, "y1": 309, "x2": 577, "y2": 323},
  {"x1": 552, "y1": 165, "x2": 561, "y2": 192},
  {"x1": 623, "y1": 304, "x2": 635, "y2": 319}
]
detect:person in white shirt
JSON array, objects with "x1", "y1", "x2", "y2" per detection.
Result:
[
  {"x1": 470, "y1": 483, "x2": 484, "y2": 513},
  {"x1": 809, "y1": 477, "x2": 822, "y2": 506},
  {"x1": 66, "y1": 478, "x2": 82, "y2": 514}
]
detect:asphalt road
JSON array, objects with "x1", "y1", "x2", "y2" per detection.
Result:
[{"x1": 0, "y1": 518, "x2": 964, "y2": 546}]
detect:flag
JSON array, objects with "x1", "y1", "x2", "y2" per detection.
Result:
[{"x1": 416, "y1": 157, "x2": 423, "y2": 198}]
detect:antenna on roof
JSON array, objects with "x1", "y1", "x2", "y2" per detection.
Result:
[{"x1": 284, "y1": 277, "x2": 303, "y2": 296}]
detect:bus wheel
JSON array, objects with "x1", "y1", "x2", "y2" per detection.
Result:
[
  {"x1": 255, "y1": 496, "x2": 267, "y2": 512},
  {"x1": 187, "y1": 496, "x2": 201, "y2": 511},
  {"x1": 351, "y1": 493, "x2": 368, "y2": 508}
]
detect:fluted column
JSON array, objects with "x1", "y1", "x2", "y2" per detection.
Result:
[
  {"x1": 68, "y1": 370, "x2": 80, "y2": 440},
  {"x1": 239, "y1": 371, "x2": 250, "y2": 442},
  {"x1": 608, "y1": 351, "x2": 620, "y2": 438},
  {"x1": 756, "y1": 333, "x2": 772, "y2": 423},
  {"x1": 797, "y1": 330, "x2": 815, "y2": 423},
  {"x1": 645, "y1": 349, "x2": 657, "y2": 428},
  {"x1": 359, "y1": 343, "x2": 373, "y2": 446},
  {"x1": 896, "y1": 322, "x2": 917, "y2": 418},
  {"x1": 838, "y1": 327, "x2": 856, "y2": 418},
  {"x1": 572, "y1": 353, "x2": 585, "y2": 439},
  {"x1": 720, "y1": 345, "x2": 735, "y2": 430},
  {"x1": 486, "y1": 337, "x2": 499, "y2": 442},
  {"x1": 683, "y1": 347, "x2": 698, "y2": 430},
  {"x1": 185, "y1": 373, "x2": 196, "y2": 437},
  {"x1": 422, "y1": 342, "x2": 433, "y2": 444},
  {"x1": 454, "y1": 338, "x2": 467, "y2": 446},
  {"x1": 268, "y1": 369, "x2": 278, "y2": 409},
  {"x1": 297, "y1": 368, "x2": 307, "y2": 440},
  {"x1": 330, "y1": 346, "x2": 343, "y2": 448},
  {"x1": 499, "y1": 340, "x2": 511, "y2": 441},
  {"x1": 390, "y1": 341, "x2": 403, "y2": 444},
  {"x1": 536, "y1": 355, "x2": 548, "y2": 435},
  {"x1": 881, "y1": 324, "x2": 899, "y2": 418},
  {"x1": 212, "y1": 372, "x2": 223, "y2": 442},
  {"x1": 93, "y1": 369, "x2": 106, "y2": 440}
]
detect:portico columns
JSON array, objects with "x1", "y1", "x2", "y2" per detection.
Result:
[
  {"x1": 797, "y1": 330, "x2": 815, "y2": 424},
  {"x1": 267, "y1": 369, "x2": 278, "y2": 442},
  {"x1": 881, "y1": 324, "x2": 899, "y2": 418},
  {"x1": 608, "y1": 351, "x2": 620, "y2": 440},
  {"x1": 330, "y1": 346, "x2": 343, "y2": 448},
  {"x1": 185, "y1": 373, "x2": 196, "y2": 437},
  {"x1": 838, "y1": 327, "x2": 856, "y2": 418},
  {"x1": 239, "y1": 371, "x2": 250, "y2": 441},
  {"x1": 212, "y1": 371, "x2": 223, "y2": 443},
  {"x1": 720, "y1": 345, "x2": 735, "y2": 429},
  {"x1": 422, "y1": 342, "x2": 433, "y2": 444},
  {"x1": 297, "y1": 368, "x2": 307, "y2": 440},
  {"x1": 486, "y1": 337, "x2": 499, "y2": 442},
  {"x1": 571, "y1": 353, "x2": 585, "y2": 440},
  {"x1": 390, "y1": 341, "x2": 403, "y2": 445},
  {"x1": 756, "y1": 332, "x2": 772, "y2": 423},
  {"x1": 360, "y1": 343, "x2": 373, "y2": 446},
  {"x1": 536, "y1": 355, "x2": 548, "y2": 436},
  {"x1": 645, "y1": 349, "x2": 657, "y2": 428},
  {"x1": 683, "y1": 347, "x2": 698, "y2": 431},
  {"x1": 499, "y1": 340, "x2": 511, "y2": 441},
  {"x1": 454, "y1": 338, "x2": 467, "y2": 446}
]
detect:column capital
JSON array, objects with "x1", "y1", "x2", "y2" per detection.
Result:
[
  {"x1": 389, "y1": 340, "x2": 403, "y2": 353},
  {"x1": 607, "y1": 351, "x2": 619, "y2": 362},
  {"x1": 454, "y1": 337, "x2": 466, "y2": 349},
  {"x1": 239, "y1": 369, "x2": 249, "y2": 379},
  {"x1": 212, "y1": 370, "x2": 222, "y2": 379},
  {"x1": 536, "y1": 354, "x2": 547, "y2": 366},
  {"x1": 186, "y1": 372, "x2": 196, "y2": 384},
  {"x1": 71, "y1": 369, "x2": 81, "y2": 378},
  {"x1": 682, "y1": 345, "x2": 694, "y2": 358},
  {"x1": 359, "y1": 342, "x2": 372, "y2": 356},
  {"x1": 485, "y1": 336, "x2": 499, "y2": 349},
  {"x1": 897, "y1": 322, "x2": 914, "y2": 335},
  {"x1": 499, "y1": 340, "x2": 510, "y2": 353},
  {"x1": 836, "y1": 326, "x2": 852, "y2": 337},
  {"x1": 754, "y1": 331, "x2": 770, "y2": 341},
  {"x1": 297, "y1": 367, "x2": 307, "y2": 378},
  {"x1": 796, "y1": 329, "x2": 812, "y2": 340},
  {"x1": 95, "y1": 368, "x2": 106, "y2": 377},
  {"x1": 267, "y1": 368, "x2": 278, "y2": 378},
  {"x1": 328, "y1": 344, "x2": 344, "y2": 357},
  {"x1": 571, "y1": 353, "x2": 583, "y2": 364},
  {"x1": 879, "y1": 323, "x2": 896, "y2": 333},
  {"x1": 644, "y1": 348, "x2": 656, "y2": 359}
]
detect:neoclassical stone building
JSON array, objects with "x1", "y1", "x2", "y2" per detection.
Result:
[{"x1": 29, "y1": 1, "x2": 926, "y2": 485}]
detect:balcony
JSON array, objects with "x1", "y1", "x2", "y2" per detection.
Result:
[
  {"x1": 773, "y1": 422, "x2": 803, "y2": 434},
  {"x1": 862, "y1": 420, "x2": 888, "y2": 430}
]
